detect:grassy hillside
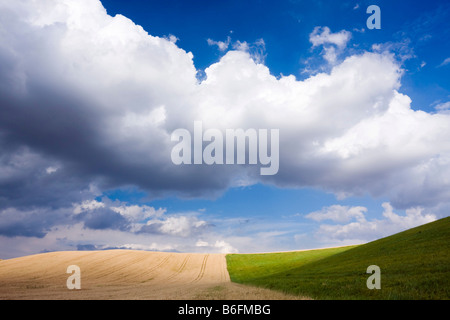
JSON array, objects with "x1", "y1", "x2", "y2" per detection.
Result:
[{"x1": 227, "y1": 217, "x2": 450, "y2": 300}]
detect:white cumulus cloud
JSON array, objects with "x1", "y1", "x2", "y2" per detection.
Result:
[
  {"x1": 306, "y1": 205, "x2": 367, "y2": 223},
  {"x1": 309, "y1": 202, "x2": 436, "y2": 244},
  {"x1": 309, "y1": 26, "x2": 352, "y2": 48}
]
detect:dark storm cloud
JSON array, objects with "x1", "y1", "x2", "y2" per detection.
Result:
[
  {"x1": 0, "y1": 0, "x2": 236, "y2": 203},
  {"x1": 0, "y1": 69, "x2": 235, "y2": 200},
  {"x1": 76, "y1": 244, "x2": 98, "y2": 251},
  {"x1": 76, "y1": 207, "x2": 128, "y2": 231},
  {"x1": 0, "y1": 143, "x2": 94, "y2": 210},
  {"x1": 0, "y1": 207, "x2": 70, "y2": 238}
]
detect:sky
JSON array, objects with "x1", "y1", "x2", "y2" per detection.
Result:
[{"x1": 0, "y1": 0, "x2": 449, "y2": 258}]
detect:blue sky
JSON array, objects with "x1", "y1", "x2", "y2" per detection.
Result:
[
  {"x1": 0, "y1": 0, "x2": 449, "y2": 258},
  {"x1": 101, "y1": 0, "x2": 450, "y2": 110}
]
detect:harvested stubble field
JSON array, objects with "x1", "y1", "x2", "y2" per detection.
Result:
[{"x1": 0, "y1": 250, "x2": 305, "y2": 300}]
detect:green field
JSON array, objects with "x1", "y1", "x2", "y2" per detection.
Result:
[{"x1": 227, "y1": 217, "x2": 450, "y2": 300}]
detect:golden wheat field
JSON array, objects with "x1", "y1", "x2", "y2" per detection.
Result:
[{"x1": 0, "y1": 250, "x2": 305, "y2": 300}]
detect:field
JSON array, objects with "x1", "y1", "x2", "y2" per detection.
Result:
[
  {"x1": 0, "y1": 250, "x2": 303, "y2": 300},
  {"x1": 1, "y1": 217, "x2": 448, "y2": 300},
  {"x1": 227, "y1": 217, "x2": 450, "y2": 300}
]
